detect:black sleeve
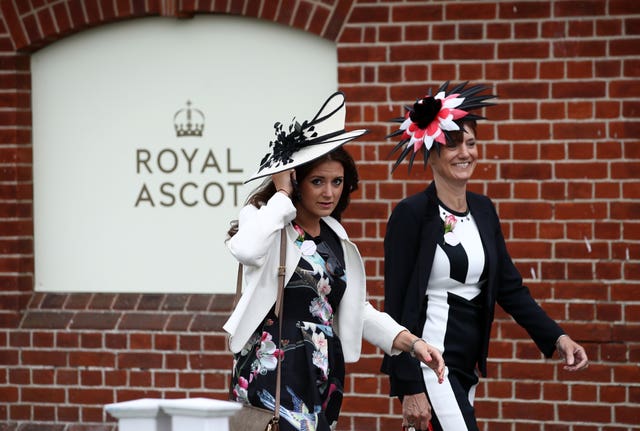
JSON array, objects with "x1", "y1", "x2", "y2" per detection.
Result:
[
  {"x1": 382, "y1": 199, "x2": 427, "y2": 396},
  {"x1": 490, "y1": 202, "x2": 565, "y2": 358}
]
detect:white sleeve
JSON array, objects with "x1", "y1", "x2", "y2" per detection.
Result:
[
  {"x1": 362, "y1": 301, "x2": 405, "y2": 356},
  {"x1": 227, "y1": 192, "x2": 296, "y2": 267}
]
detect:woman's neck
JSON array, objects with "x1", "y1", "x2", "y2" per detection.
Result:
[
  {"x1": 434, "y1": 180, "x2": 468, "y2": 212},
  {"x1": 294, "y1": 211, "x2": 321, "y2": 237}
]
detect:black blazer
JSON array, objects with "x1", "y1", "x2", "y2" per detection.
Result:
[{"x1": 381, "y1": 182, "x2": 564, "y2": 396}]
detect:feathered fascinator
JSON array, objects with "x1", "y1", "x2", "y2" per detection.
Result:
[
  {"x1": 386, "y1": 81, "x2": 497, "y2": 172},
  {"x1": 247, "y1": 92, "x2": 368, "y2": 182}
]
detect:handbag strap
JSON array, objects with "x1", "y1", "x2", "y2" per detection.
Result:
[
  {"x1": 233, "y1": 228, "x2": 287, "y2": 423},
  {"x1": 232, "y1": 228, "x2": 287, "y2": 315},
  {"x1": 273, "y1": 228, "x2": 286, "y2": 422},
  {"x1": 232, "y1": 263, "x2": 243, "y2": 309}
]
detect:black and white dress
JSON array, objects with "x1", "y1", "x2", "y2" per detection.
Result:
[{"x1": 421, "y1": 201, "x2": 487, "y2": 431}]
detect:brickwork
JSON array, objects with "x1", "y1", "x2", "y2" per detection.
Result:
[{"x1": 0, "y1": 1, "x2": 639, "y2": 430}]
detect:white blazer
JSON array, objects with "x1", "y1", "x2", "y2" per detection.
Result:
[{"x1": 223, "y1": 192, "x2": 405, "y2": 363}]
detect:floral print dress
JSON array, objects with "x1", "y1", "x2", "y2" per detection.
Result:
[{"x1": 231, "y1": 221, "x2": 347, "y2": 431}]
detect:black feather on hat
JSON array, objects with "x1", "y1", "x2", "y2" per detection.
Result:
[{"x1": 247, "y1": 92, "x2": 368, "y2": 183}]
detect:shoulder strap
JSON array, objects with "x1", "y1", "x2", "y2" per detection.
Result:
[
  {"x1": 232, "y1": 263, "x2": 243, "y2": 309},
  {"x1": 232, "y1": 228, "x2": 287, "y2": 312},
  {"x1": 273, "y1": 228, "x2": 286, "y2": 422},
  {"x1": 232, "y1": 228, "x2": 287, "y2": 423}
]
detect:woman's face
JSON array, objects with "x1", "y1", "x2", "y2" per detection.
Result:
[
  {"x1": 296, "y1": 160, "x2": 345, "y2": 220},
  {"x1": 428, "y1": 124, "x2": 478, "y2": 186}
]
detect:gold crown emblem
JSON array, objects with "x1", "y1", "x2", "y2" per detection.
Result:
[{"x1": 174, "y1": 100, "x2": 204, "y2": 137}]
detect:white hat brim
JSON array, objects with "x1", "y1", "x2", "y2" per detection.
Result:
[
  {"x1": 246, "y1": 91, "x2": 368, "y2": 183},
  {"x1": 245, "y1": 128, "x2": 367, "y2": 183}
]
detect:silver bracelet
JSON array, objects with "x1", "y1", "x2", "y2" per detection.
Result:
[{"x1": 409, "y1": 338, "x2": 426, "y2": 358}]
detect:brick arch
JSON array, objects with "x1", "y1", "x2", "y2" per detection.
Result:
[{"x1": 0, "y1": 0, "x2": 355, "y2": 52}]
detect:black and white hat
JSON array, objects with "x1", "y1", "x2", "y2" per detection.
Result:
[{"x1": 247, "y1": 91, "x2": 368, "y2": 182}]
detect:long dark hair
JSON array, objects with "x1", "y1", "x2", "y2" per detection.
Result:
[{"x1": 226, "y1": 146, "x2": 359, "y2": 238}]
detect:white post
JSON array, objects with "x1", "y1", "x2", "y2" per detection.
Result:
[
  {"x1": 161, "y1": 398, "x2": 242, "y2": 431},
  {"x1": 104, "y1": 398, "x2": 170, "y2": 431}
]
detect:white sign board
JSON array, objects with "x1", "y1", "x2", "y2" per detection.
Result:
[{"x1": 32, "y1": 16, "x2": 337, "y2": 293}]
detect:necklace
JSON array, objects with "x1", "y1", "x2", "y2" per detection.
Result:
[{"x1": 441, "y1": 209, "x2": 471, "y2": 223}]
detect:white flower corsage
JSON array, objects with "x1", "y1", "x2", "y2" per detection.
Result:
[{"x1": 300, "y1": 240, "x2": 317, "y2": 256}]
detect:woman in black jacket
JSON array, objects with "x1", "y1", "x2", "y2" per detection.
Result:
[{"x1": 381, "y1": 82, "x2": 588, "y2": 431}]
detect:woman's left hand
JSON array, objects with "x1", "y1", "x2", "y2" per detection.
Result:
[{"x1": 412, "y1": 340, "x2": 445, "y2": 384}]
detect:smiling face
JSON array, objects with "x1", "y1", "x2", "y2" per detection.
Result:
[
  {"x1": 296, "y1": 160, "x2": 345, "y2": 222},
  {"x1": 428, "y1": 123, "x2": 478, "y2": 186}
]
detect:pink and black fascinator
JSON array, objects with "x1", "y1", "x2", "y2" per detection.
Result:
[
  {"x1": 387, "y1": 81, "x2": 496, "y2": 172},
  {"x1": 247, "y1": 92, "x2": 368, "y2": 183}
]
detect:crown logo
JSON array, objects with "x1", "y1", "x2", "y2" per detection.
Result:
[{"x1": 174, "y1": 100, "x2": 205, "y2": 137}]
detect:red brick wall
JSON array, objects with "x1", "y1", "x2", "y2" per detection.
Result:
[{"x1": 0, "y1": 1, "x2": 638, "y2": 430}]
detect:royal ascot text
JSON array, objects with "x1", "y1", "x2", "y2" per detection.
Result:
[{"x1": 134, "y1": 147, "x2": 244, "y2": 208}]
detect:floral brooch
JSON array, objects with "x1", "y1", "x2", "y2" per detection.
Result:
[
  {"x1": 293, "y1": 223, "x2": 317, "y2": 255},
  {"x1": 443, "y1": 214, "x2": 460, "y2": 246}
]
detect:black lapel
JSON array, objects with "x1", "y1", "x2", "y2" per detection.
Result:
[{"x1": 416, "y1": 183, "x2": 442, "y2": 298}]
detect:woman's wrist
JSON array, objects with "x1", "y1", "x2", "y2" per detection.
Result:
[
  {"x1": 555, "y1": 334, "x2": 568, "y2": 347},
  {"x1": 409, "y1": 338, "x2": 426, "y2": 358},
  {"x1": 277, "y1": 188, "x2": 290, "y2": 197}
]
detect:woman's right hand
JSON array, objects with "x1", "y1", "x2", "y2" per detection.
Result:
[
  {"x1": 272, "y1": 170, "x2": 294, "y2": 197},
  {"x1": 402, "y1": 392, "x2": 432, "y2": 431}
]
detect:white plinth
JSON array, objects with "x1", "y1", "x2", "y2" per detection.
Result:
[
  {"x1": 162, "y1": 398, "x2": 242, "y2": 431},
  {"x1": 104, "y1": 398, "x2": 170, "y2": 431},
  {"x1": 105, "y1": 397, "x2": 243, "y2": 431}
]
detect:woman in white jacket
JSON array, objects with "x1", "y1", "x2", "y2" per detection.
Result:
[{"x1": 223, "y1": 92, "x2": 444, "y2": 431}]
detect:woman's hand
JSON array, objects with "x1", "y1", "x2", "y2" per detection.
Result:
[
  {"x1": 402, "y1": 392, "x2": 432, "y2": 431},
  {"x1": 392, "y1": 331, "x2": 445, "y2": 384},
  {"x1": 412, "y1": 339, "x2": 445, "y2": 384},
  {"x1": 271, "y1": 170, "x2": 295, "y2": 197},
  {"x1": 556, "y1": 335, "x2": 589, "y2": 371}
]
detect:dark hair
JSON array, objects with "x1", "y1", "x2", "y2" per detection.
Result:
[
  {"x1": 226, "y1": 146, "x2": 359, "y2": 238},
  {"x1": 447, "y1": 119, "x2": 478, "y2": 145},
  {"x1": 432, "y1": 119, "x2": 478, "y2": 158}
]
